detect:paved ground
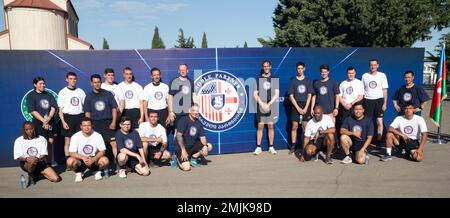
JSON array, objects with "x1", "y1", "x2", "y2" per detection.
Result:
[{"x1": 1, "y1": 89, "x2": 450, "y2": 198}]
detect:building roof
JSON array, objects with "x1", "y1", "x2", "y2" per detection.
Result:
[
  {"x1": 67, "y1": 34, "x2": 94, "y2": 49},
  {"x1": 4, "y1": 0, "x2": 65, "y2": 13}
]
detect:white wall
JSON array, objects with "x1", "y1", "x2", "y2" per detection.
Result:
[
  {"x1": 8, "y1": 7, "x2": 66, "y2": 49},
  {"x1": 0, "y1": 33, "x2": 10, "y2": 49}
]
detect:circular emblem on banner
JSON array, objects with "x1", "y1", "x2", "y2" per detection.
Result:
[
  {"x1": 263, "y1": 81, "x2": 271, "y2": 90},
  {"x1": 346, "y1": 86, "x2": 354, "y2": 95},
  {"x1": 352, "y1": 125, "x2": 362, "y2": 132},
  {"x1": 319, "y1": 86, "x2": 328, "y2": 95},
  {"x1": 189, "y1": 126, "x2": 197, "y2": 136},
  {"x1": 403, "y1": 92, "x2": 412, "y2": 102},
  {"x1": 83, "y1": 144, "x2": 94, "y2": 155},
  {"x1": 26, "y1": 147, "x2": 38, "y2": 156},
  {"x1": 195, "y1": 70, "x2": 247, "y2": 132},
  {"x1": 125, "y1": 90, "x2": 134, "y2": 99},
  {"x1": 125, "y1": 139, "x2": 134, "y2": 149},
  {"x1": 95, "y1": 101, "x2": 105, "y2": 111},
  {"x1": 298, "y1": 85, "x2": 306, "y2": 94},
  {"x1": 70, "y1": 97, "x2": 80, "y2": 106},
  {"x1": 369, "y1": 81, "x2": 377, "y2": 89},
  {"x1": 182, "y1": 85, "x2": 190, "y2": 95},
  {"x1": 154, "y1": 91, "x2": 163, "y2": 100},
  {"x1": 21, "y1": 88, "x2": 59, "y2": 122},
  {"x1": 404, "y1": 126, "x2": 414, "y2": 134}
]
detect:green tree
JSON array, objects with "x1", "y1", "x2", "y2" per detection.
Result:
[
  {"x1": 259, "y1": 0, "x2": 450, "y2": 47},
  {"x1": 151, "y1": 26, "x2": 165, "y2": 49},
  {"x1": 426, "y1": 32, "x2": 450, "y2": 81},
  {"x1": 201, "y1": 32, "x2": 208, "y2": 48},
  {"x1": 102, "y1": 38, "x2": 109, "y2": 49},
  {"x1": 243, "y1": 41, "x2": 248, "y2": 48},
  {"x1": 175, "y1": 28, "x2": 195, "y2": 48}
]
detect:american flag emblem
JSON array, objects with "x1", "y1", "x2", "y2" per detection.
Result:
[{"x1": 198, "y1": 80, "x2": 238, "y2": 123}]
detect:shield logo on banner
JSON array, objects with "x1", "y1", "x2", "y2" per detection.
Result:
[{"x1": 211, "y1": 94, "x2": 225, "y2": 110}]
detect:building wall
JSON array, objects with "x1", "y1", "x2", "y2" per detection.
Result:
[
  {"x1": 68, "y1": 37, "x2": 91, "y2": 50},
  {"x1": 0, "y1": 33, "x2": 10, "y2": 49},
  {"x1": 7, "y1": 7, "x2": 66, "y2": 49},
  {"x1": 67, "y1": 4, "x2": 78, "y2": 36},
  {"x1": 50, "y1": 0, "x2": 67, "y2": 11}
]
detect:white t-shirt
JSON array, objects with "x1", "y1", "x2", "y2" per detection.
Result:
[
  {"x1": 14, "y1": 136, "x2": 48, "y2": 159},
  {"x1": 339, "y1": 79, "x2": 364, "y2": 104},
  {"x1": 57, "y1": 87, "x2": 86, "y2": 115},
  {"x1": 69, "y1": 131, "x2": 106, "y2": 157},
  {"x1": 118, "y1": 81, "x2": 143, "y2": 109},
  {"x1": 304, "y1": 115, "x2": 335, "y2": 140},
  {"x1": 362, "y1": 72, "x2": 389, "y2": 99},
  {"x1": 140, "y1": 82, "x2": 169, "y2": 110},
  {"x1": 138, "y1": 122, "x2": 168, "y2": 147},
  {"x1": 390, "y1": 115, "x2": 428, "y2": 140},
  {"x1": 101, "y1": 83, "x2": 124, "y2": 107}
]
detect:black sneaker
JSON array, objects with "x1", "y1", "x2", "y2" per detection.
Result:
[
  {"x1": 288, "y1": 145, "x2": 296, "y2": 155},
  {"x1": 325, "y1": 156, "x2": 333, "y2": 164}
]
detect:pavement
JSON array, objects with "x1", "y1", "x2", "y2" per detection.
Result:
[{"x1": 1, "y1": 89, "x2": 450, "y2": 198}]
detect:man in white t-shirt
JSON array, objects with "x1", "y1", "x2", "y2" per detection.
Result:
[
  {"x1": 380, "y1": 103, "x2": 428, "y2": 162},
  {"x1": 58, "y1": 72, "x2": 86, "y2": 158},
  {"x1": 66, "y1": 117, "x2": 110, "y2": 182},
  {"x1": 119, "y1": 67, "x2": 144, "y2": 129},
  {"x1": 140, "y1": 67, "x2": 170, "y2": 129},
  {"x1": 362, "y1": 59, "x2": 389, "y2": 141},
  {"x1": 139, "y1": 111, "x2": 170, "y2": 166},
  {"x1": 101, "y1": 68, "x2": 125, "y2": 114},
  {"x1": 299, "y1": 105, "x2": 336, "y2": 164},
  {"x1": 337, "y1": 66, "x2": 364, "y2": 129}
]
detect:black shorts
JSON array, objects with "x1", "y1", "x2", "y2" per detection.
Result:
[
  {"x1": 123, "y1": 156, "x2": 140, "y2": 169},
  {"x1": 398, "y1": 138, "x2": 420, "y2": 154},
  {"x1": 148, "y1": 108, "x2": 169, "y2": 129},
  {"x1": 92, "y1": 119, "x2": 115, "y2": 142},
  {"x1": 308, "y1": 137, "x2": 327, "y2": 151},
  {"x1": 123, "y1": 108, "x2": 141, "y2": 129},
  {"x1": 337, "y1": 105, "x2": 353, "y2": 127},
  {"x1": 364, "y1": 98, "x2": 384, "y2": 119},
  {"x1": 75, "y1": 160, "x2": 100, "y2": 173},
  {"x1": 290, "y1": 101, "x2": 312, "y2": 122},
  {"x1": 20, "y1": 160, "x2": 49, "y2": 178},
  {"x1": 175, "y1": 141, "x2": 204, "y2": 163},
  {"x1": 350, "y1": 136, "x2": 365, "y2": 152},
  {"x1": 148, "y1": 144, "x2": 163, "y2": 160},
  {"x1": 32, "y1": 118, "x2": 55, "y2": 140},
  {"x1": 61, "y1": 114, "x2": 84, "y2": 137}
]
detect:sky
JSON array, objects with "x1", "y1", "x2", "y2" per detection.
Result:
[{"x1": 0, "y1": 0, "x2": 448, "y2": 53}]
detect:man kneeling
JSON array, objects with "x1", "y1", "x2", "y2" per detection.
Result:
[
  {"x1": 174, "y1": 104, "x2": 213, "y2": 171},
  {"x1": 67, "y1": 117, "x2": 109, "y2": 182},
  {"x1": 300, "y1": 105, "x2": 335, "y2": 164},
  {"x1": 116, "y1": 116, "x2": 150, "y2": 178},
  {"x1": 340, "y1": 102, "x2": 373, "y2": 164},
  {"x1": 380, "y1": 103, "x2": 428, "y2": 162}
]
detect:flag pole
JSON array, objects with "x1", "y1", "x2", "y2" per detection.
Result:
[{"x1": 432, "y1": 38, "x2": 447, "y2": 144}]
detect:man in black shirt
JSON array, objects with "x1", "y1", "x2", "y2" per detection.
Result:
[
  {"x1": 392, "y1": 70, "x2": 430, "y2": 115},
  {"x1": 311, "y1": 64, "x2": 340, "y2": 123}
]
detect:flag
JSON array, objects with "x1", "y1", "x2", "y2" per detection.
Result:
[{"x1": 430, "y1": 44, "x2": 447, "y2": 127}]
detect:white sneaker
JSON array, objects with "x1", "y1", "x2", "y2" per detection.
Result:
[
  {"x1": 74, "y1": 172, "x2": 83, "y2": 183},
  {"x1": 94, "y1": 171, "x2": 103, "y2": 181},
  {"x1": 341, "y1": 155, "x2": 352, "y2": 164},
  {"x1": 253, "y1": 147, "x2": 262, "y2": 155},
  {"x1": 268, "y1": 147, "x2": 278, "y2": 155},
  {"x1": 118, "y1": 169, "x2": 127, "y2": 179}
]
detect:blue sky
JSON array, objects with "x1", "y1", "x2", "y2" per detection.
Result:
[{"x1": 0, "y1": 0, "x2": 448, "y2": 53}]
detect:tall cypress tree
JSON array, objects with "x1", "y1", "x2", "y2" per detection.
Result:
[
  {"x1": 201, "y1": 32, "x2": 208, "y2": 48},
  {"x1": 151, "y1": 26, "x2": 165, "y2": 49}
]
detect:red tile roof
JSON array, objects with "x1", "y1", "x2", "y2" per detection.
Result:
[{"x1": 5, "y1": 0, "x2": 66, "y2": 13}]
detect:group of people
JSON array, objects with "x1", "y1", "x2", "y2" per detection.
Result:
[
  {"x1": 13, "y1": 59, "x2": 430, "y2": 186},
  {"x1": 254, "y1": 59, "x2": 428, "y2": 166}
]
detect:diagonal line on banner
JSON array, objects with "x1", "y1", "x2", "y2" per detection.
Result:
[
  {"x1": 47, "y1": 50, "x2": 89, "y2": 78},
  {"x1": 134, "y1": 49, "x2": 151, "y2": 71},
  {"x1": 274, "y1": 47, "x2": 292, "y2": 74},
  {"x1": 331, "y1": 48, "x2": 360, "y2": 70}
]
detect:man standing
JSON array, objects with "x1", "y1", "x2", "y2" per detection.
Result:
[
  {"x1": 380, "y1": 103, "x2": 428, "y2": 162},
  {"x1": 339, "y1": 102, "x2": 373, "y2": 165},
  {"x1": 84, "y1": 74, "x2": 118, "y2": 170},
  {"x1": 26, "y1": 76, "x2": 57, "y2": 164},
  {"x1": 118, "y1": 67, "x2": 143, "y2": 129},
  {"x1": 287, "y1": 61, "x2": 314, "y2": 154},
  {"x1": 300, "y1": 106, "x2": 336, "y2": 164},
  {"x1": 253, "y1": 60, "x2": 279, "y2": 155},
  {"x1": 337, "y1": 66, "x2": 364, "y2": 129},
  {"x1": 101, "y1": 68, "x2": 125, "y2": 115},
  {"x1": 392, "y1": 70, "x2": 430, "y2": 115},
  {"x1": 362, "y1": 59, "x2": 389, "y2": 141},
  {"x1": 58, "y1": 72, "x2": 86, "y2": 159},
  {"x1": 311, "y1": 64, "x2": 340, "y2": 123},
  {"x1": 141, "y1": 67, "x2": 170, "y2": 129}
]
